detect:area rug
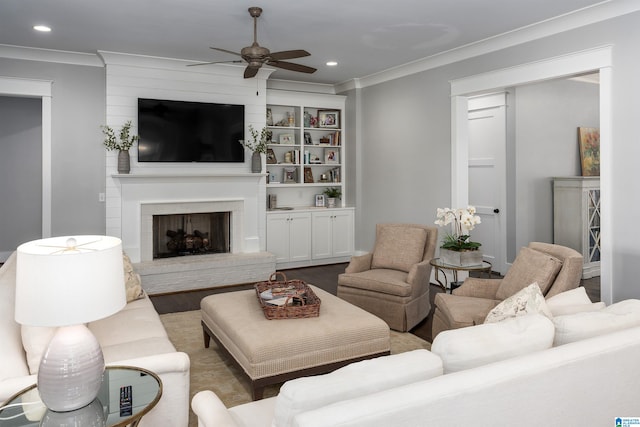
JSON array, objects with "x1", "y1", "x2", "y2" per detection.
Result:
[{"x1": 160, "y1": 309, "x2": 430, "y2": 426}]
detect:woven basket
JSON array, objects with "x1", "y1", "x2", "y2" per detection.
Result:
[{"x1": 255, "y1": 272, "x2": 321, "y2": 320}]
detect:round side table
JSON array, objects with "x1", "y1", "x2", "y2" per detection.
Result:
[
  {"x1": 430, "y1": 258, "x2": 493, "y2": 293},
  {"x1": 0, "y1": 366, "x2": 162, "y2": 427}
]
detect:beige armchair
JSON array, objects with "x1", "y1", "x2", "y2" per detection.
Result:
[
  {"x1": 337, "y1": 223, "x2": 438, "y2": 332},
  {"x1": 432, "y1": 242, "x2": 583, "y2": 339}
]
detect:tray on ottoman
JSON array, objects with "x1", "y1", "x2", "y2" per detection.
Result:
[{"x1": 201, "y1": 285, "x2": 390, "y2": 400}]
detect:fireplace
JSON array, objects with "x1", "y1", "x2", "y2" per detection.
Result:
[{"x1": 153, "y1": 212, "x2": 231, "y2": 259}]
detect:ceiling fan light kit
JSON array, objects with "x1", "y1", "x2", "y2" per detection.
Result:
[{"x1": 191, "y1": 6, "x2": 317, "y2": 78}]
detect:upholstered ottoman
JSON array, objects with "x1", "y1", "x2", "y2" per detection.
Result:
[{"x1": 200, "y1": 285, "x2": 390, "y2": 399}]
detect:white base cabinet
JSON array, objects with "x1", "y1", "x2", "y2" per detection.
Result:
[
  {"x1": 267, "y1": 208, "x2": 354, "y2": 269},
  {"x1": 266, "y1": 211, "x2": 311, "y2": 265},
  {"x1": 553, "y1": 177, "x2": 600, "y2": 279},
  {"x1": 312, "y1": 209, "x2": 354, "y2": 260}
]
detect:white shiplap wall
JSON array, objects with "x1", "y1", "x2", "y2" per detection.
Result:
[{"x1": 101, "y1": 52, "x2": 272, "y2": 262}]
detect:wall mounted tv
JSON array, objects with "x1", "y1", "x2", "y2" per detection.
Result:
[{"x1": 137, "y1": 98, "x2": 245, "y2": 163}]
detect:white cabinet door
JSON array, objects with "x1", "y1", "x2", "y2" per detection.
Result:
[
  {"x1": 288, "y1": 212, "x2": 311, "y2": 263},
  {"x1": 266, "y1": 213, "x2": 292, "y2": 263},
  {"x1": 312, "y1": 209, "x2": 353, "y2": 260},
  {"x1": 331, "y1": 210, "x2": 354, "y2": 258},
  {"x1": 311, "y1": 211, "x2": 333, "y2": 259}
]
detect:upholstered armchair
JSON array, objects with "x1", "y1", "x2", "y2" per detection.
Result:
[
  {"x1": 432, "y1": 242, "x2": 583, "y2": 339},
  {"x1": 337, "y1": 223, "x2": 438, "y2": 332}
]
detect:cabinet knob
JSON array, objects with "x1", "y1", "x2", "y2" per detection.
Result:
[{"x1": 493, "y1": 208, "x2": 500, "y2": 213}]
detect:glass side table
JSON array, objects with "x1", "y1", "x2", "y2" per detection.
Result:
[
  {"x1": 430, "y1": 258, "x2": 493, "y2": 293},
  {"x1": 0, "y1": 366, "x2": 162, "y2": 427}
]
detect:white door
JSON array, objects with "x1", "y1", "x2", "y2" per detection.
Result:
[{"x1": 468, "y1": 93, "x2": 507, "y2": 274}]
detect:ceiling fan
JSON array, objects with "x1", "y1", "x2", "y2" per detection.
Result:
[{"x1": 189, "y1": 7, "x2": 317, "y2": 78}]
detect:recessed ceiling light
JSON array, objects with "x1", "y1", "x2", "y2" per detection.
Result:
[
  {"x1": 33, "y1": 25, "x2": 52, "y2": 32},
  {"x1": 326, "y1": 61, "x2": 338, "y2": 67}
]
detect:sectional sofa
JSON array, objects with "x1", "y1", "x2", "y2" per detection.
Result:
[
  {"x1": 0, "y1": 252, "x2": 191, "y2": 427},
  {"x1": 192, "y1": 286, "x2": 640, "y2": 427}
]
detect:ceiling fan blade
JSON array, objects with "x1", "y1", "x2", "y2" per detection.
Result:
[
  {"x1": 244, "y1": 65, "x2": 260, "y2": 78},
  {"x1": 187, "y1": 60, "x2": 243, "y2": 67},
  {"x1": 210, "y1": 47, "x2": 242, "y2": 57},
  {"x1": 269, "y1": 50, "x2": 311, "y2": 61},
  {"x1": 267, "y1": 60, "x2": 317, "y2": 74}
]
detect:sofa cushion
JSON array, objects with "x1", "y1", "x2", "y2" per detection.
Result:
[
  {"x1": 485, "y1": 283, "x2": 552, "y2": 323},
  {"x1": 371, "y1": 226, "x2": 427, "y2": 273},
  {"x1": 553, "y1": 299, "x2": 640, "y2": 346},
  {"x1": 431, "y1": 314, "x2": 555, "y2": 373},
  {"x1": 272, "y1": 350, "x2": 442, "y2": 427},
  {"x1": 0, "y1": 253, "x2": 30, "y2": 381},
  {"x1": 545, "y1": 286, "x2": 605, "y2": 316},
  {"x1": 496, "y1": 247, "x2": 563, "y2": 300},
  {"x1": 21, "y1": 326, "x2": 56, "y2": 374}
]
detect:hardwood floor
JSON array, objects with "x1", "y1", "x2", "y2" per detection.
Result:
[{"x1": 149, "y1": 263, "x2": 601, "y2": 343}]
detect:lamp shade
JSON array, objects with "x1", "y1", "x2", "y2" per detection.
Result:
[{"x1": 15, "y1": 235, "x2": 126, "y2": 327}]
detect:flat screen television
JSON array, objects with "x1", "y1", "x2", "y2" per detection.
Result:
[{"x1": 137, "y1": 98, "x2": 245, "y2": 163}]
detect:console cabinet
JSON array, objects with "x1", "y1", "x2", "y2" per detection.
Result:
[
  {"x1": 267, "y1": 208, "x2": 354, "y2": 268},
  {"x1": 553, "y1": 177, "x2": 600, "y2": 278}
]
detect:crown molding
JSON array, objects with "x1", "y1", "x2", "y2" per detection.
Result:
[
  {"x1": 0, "y1": 44, "x2": 103, "y2": 67},
  {"x1": 266, "y1": 78, "x2": 337, "y2": 95},
  {"x1": 336, "y1": 0, "x2": 640, "y2": 91}
]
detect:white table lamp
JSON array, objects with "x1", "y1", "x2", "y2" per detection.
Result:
[{"x1": 15, "y1": 235, "x2": 126, "y2": 412}]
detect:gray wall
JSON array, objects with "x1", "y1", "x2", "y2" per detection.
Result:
[
  {"x1": 0, "y1": 58, "x2": 106, "y2": 243},
  {"x1": 351, "y1": 11, "x2": 640, "y2": 301},
  {"x1": 0, "y1": 97, "x2": 42, "y2": 252},
  {"x1": 513, "y1": 78, "x2": 599, "y2": 255}
]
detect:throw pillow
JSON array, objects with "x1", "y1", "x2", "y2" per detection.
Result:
[
  {"x1": 371, "y1": 225, "x2": 427, "y2": 273},
  {"x1": 485, "y1": 282, "x2": 552, "y2": 323},
  {"x1": 431, "y1": 314, "x2": 555, "y2": 374},
  {"x1": 22, "y1": 325, "x2": 57, "y2": 374},
  {"x1": 272, "y1": 350, "x2": 443, "y2": 427},
  {"x1": 123, "y1": 252, "x2": 144, "y2": 302},
  {"x1": 553, "y1": 299, "x2": 640, "y2": 346},
  {"x1": 496, "y1": 247, "x2": 563, "y2": 300}
]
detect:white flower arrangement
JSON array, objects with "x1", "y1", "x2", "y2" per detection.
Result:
[{"x1": 434, "y1": 206, "x2": 482, "y2": 251}]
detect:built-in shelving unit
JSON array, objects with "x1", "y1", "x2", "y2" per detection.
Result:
[{"x1": 265, "y1": 90, "x2": 351, "y2": 268}]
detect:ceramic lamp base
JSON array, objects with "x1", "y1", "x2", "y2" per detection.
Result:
[{"x1": 37, "y1": 324, "x2": 105, "y2": 412}]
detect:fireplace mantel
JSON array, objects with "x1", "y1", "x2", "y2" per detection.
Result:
[{"x1": 112, "y1": 172, "x2": 267, "y2": 180}]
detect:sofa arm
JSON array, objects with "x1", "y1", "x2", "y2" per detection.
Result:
[
  {"x1": 109, "y1": 352, "x2": 190, "y2": 427},
  {"x1": 344, "y1": 253, "x2": 373, "y2": 274},
  {"x1": 452, "y1": 277, "x2": 502, "y2": 299},
  {"x1": 0, "y1": 374, "x2": 37, "y2": 405},
  {"x1": 192, "y1": 390, "x2": 239, "y2": 427}
]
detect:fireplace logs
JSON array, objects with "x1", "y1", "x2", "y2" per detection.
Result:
[{"x1": 166, "y1": 229, "x2": 210, "y2": 255}]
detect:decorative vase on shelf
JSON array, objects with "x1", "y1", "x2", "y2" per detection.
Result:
[
  {"x1": 440, "y1": 248, "x2": 483, "y2": 267},
  {"x1": 251, "y1": 151, "x2": 262, "y2": 173},
  {"x1": 117, "y1": 150, "x2": 131, "y2": 174}
]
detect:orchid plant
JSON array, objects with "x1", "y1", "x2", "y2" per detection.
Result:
[{"x1": 434, "y1": 206, "x2": 482, "y2": 251}]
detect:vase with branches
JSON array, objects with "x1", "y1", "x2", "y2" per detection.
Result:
[{"x1": 101, "y1": 120, "x2": 139, "y2": 174}]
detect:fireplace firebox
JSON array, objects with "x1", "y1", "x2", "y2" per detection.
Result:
[{"x1": 152, "y1": 212, "x2": 230, "y2": 259}]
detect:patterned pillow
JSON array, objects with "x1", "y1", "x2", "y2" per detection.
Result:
[
  {"x1": 485, "y1": 282, "x2": 552, "y2": 323},
  {"x1": 123, "y1": 252, "x2": 144, "y2": 302},
  {"x1": 371, "y1": 226, "x2": 427, "y2": 273},
  {"x1": 496, "y1": 247, "x2": 562, "y2": 300}
]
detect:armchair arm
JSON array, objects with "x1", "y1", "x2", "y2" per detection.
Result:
[
  {"x1": 345, "y1": 253, "x2": 373, "y2": 274},
  {"x1": 452, "y1": 277, "x2": 502, "y2": 300},
  {"x1": 407, "y1": 260, "x2": 432, "y2": 289},
  {"x1": 191, "y1": 390, "x2": 239, "y2": 427}
]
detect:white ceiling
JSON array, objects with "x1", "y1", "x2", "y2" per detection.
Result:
[{"x1": 0, "y1": 0, "x2": 608, "y2": 85}]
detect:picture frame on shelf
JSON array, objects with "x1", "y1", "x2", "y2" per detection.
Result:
[
  {"x1": 578, "y1": 127, "x2": 600, "y2": 177},
  {"x1": 318, "y1": 110, "x2": 340, "y2": 128},
  {"x1": 280, "y1": 133, "x2": 294, "y2": 144},
  {"x1": 315, "y1": 194, "x2": 325, "y2": 207},
  {"x1": 284, "y1": 167, "x2": 297, "y2": 183},
  {"x1": 304, "y1": 167, "x2": 314, "y2": 183},
  {"x1": 324, "y1": 149, "x2": 339, "y2": 164},
  {"x1": 304, "y1": 132, "x2": 313, "y2": 145},
  {"x1": 266, "y1": 148, "x2": 277, "y2": 164}
]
